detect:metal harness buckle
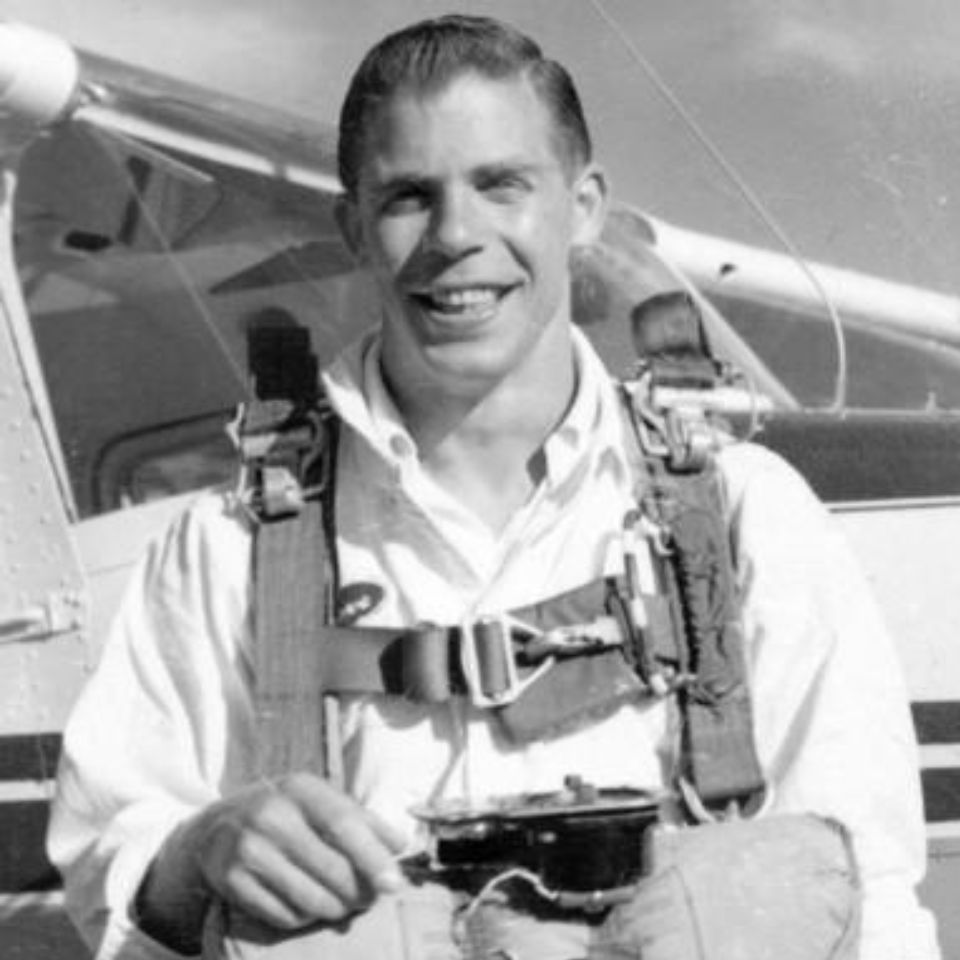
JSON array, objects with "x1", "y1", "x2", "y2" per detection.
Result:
[
  {"x1": 234, "y1": 401, "x2": 334, "y2": 521},
  {"x1": 459, "y1": 614, "x2": 553, "y2": 708},
  {"x1": 623, "y1": 373, "x2": 720, "y2": 473}
]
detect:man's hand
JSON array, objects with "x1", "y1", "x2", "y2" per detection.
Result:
[{"x1": 134, "y1": 774, "x2": 407, "y2": 952}]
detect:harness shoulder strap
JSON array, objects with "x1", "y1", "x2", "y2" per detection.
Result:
[
  {"x1": 241, "y1": 396, "x2": 340, "y2": 779},
  {"x1": 622, "y1": 290, "x2": 766, "y2": 817},
  {"x1": 238, "y1": 321, "x2": 341, "y2": 780}
]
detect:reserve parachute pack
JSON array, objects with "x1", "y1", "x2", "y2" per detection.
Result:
[{"x1": 219, "y1": 293, "x2": 859, "y2": 960}]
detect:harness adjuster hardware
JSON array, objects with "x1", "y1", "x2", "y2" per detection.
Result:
[
  {"x1": 519, "y1": 618, "x2": 623, "y2": 664},
  {"x1": 622, "y1": 375, "x2": 719, "y2": 474},
  {"x1": 259, "y1": 465, "x2": 325, "y2": 518},
  {"x1": 622, "y1": 378, "x2": 671, "y2": 460},
  {"x1": 235, "y1": 402, "x2": 335, "y2": 521},
  {"x1": 459, "y1": 615, "x2": 553, "y2": 708}
]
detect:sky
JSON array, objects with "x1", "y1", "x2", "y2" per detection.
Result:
[{"x1": 6, "y1": 0, "x2": 960, "y2": 296}]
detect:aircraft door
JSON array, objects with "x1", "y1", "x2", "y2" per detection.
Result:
[
  {"x1": 0, "y1": 170, "x2": 88, "y2": 735},
  {"x1": 0, "y1": 164, "x2": 90, "y2": 919}
]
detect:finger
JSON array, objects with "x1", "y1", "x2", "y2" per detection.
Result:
[
  {"x1": 290, "y1": 780, "x2": 405, "y2": 895},
  {"x1": 248, "y1": 788, "x2": 370, "y2": 907},
  {"x1": 227, "y1": 868, "x2": 331, "y2": 931},
  {"x1": 363, "y1": 807, "x2": 410, "y2": 854},
  {"x1": 226, "y1": 832, "x2": 357, "y2": 926},
  {"x1": 323, "y1": 812, "x2": 406, "y2": 895},
  {"x1": 253, "y1": 848, "x2": 361, "y2": 924},
  {"x1": 272, "y1": 824, "x2": 371, "y2": 908}
]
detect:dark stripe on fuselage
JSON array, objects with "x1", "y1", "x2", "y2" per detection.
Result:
[
  {"x1": 921, "y1": 769, "x2": 960, "y2": 824},
  {"x1": 0, "y1": 733, "x2": 61, "y2": 782},
  {"x1": 912, "y1": 702, "x2": 960, "y2": 746},
  {"x1": 738, "y1": 411, "x2": 960, "y2": 503},
  {"x1": 0, "y1": 802, "x2": 60, "y2": 892},
  {"x1": 0, "y1": 736, "x2": 63, "y2": 892}
]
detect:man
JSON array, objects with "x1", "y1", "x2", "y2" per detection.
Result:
[{"x1": 49, "y1": 14, "x2": 939, "y2": 960}]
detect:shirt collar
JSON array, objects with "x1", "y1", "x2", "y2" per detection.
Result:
[
  {"x1": 541, "y1": 327, "x2": 629, "y2": 488},
  {"x1": 322, "y1": 332, "x2": 410, "y2": 469},
  {"x1": 322, "y1": 326, "x2": 630, "y2": 486}
]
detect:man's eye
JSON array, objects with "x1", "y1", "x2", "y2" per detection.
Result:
[
  {"x1": 480, "y1": 174, "x2": 531, "y2": 200},
  {"x1": 380, "y1": 188, "x2": 430, "y2": 215}
]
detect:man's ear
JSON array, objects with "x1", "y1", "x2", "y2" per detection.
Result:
[
  {"x1": 571, "y1": 163, "x2": 609, "y2": 246},
  {"x1": 335, "y1": 194, "x2": 366, "y2": 262}
]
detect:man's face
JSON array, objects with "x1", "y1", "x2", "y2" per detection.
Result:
[{"x1": 340, "y1": 71, "x2": 606, "y2": 395}]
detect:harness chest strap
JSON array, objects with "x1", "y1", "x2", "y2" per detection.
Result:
[
  {"x1": 260, "y1": 576, "x2": 670, "y2": 754},
  {"x1": 320, "y1": 576, "x2": 629, "y2": 700}
]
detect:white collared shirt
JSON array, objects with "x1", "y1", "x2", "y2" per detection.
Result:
[{"x1": 49, "y1": 329, "x2": 940, "y2": 959}]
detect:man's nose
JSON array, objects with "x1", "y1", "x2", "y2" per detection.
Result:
[{"x1": 426, "y1": 189, "x2": 484, "y2": 255}]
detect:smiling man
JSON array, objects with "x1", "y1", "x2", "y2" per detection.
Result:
[
  {"x1": 336, "y1": 48, "x2": 606, "y2": 531},
  {"x1": 49, "y1": 14, "x2": 939, "y2": 960}
]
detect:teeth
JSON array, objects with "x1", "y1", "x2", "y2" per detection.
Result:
[{"x1": 424, "y1": 287, "x2": 500, "y2": 309}]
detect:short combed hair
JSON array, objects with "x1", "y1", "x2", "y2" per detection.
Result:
[{"x1": 337, "y1": 14, "x2": 592, "y2": 196}]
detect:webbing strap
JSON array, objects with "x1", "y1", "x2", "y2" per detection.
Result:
[
  {"x1": 315, "y1": 576, "x2": 621, "y2": 697},
  {"x1": 619, "y1": 391, "x2": 766, "y2": 814},
  {"x1": 657, "y1": 458, "x2": 766, "y2": 809},
  {"x1": 259, "y1": 574, "x2": 644, "y2": 746},
  {"x1": 624, "y1": 290, "x2": 766, "y2": 814},
  {"x1": 247, "y1": 399, "x2": 339, "y2": 780},
  {"x1": 254, "y1": 501, "x2": 330, "y2": 778}
]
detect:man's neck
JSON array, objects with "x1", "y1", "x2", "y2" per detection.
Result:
[{"x1": 383, "y1": 335, "x2": 578, "y2": 533}]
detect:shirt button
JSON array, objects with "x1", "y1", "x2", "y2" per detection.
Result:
[{"x1": 389, "y1": 434, "x2": 414, "y2": 459}]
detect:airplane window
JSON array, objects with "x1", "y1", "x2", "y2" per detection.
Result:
[
  {"x1": 92, "y1": 412, "x2": 237, "y2": 512},
  {"x1": 13, "y1": 122, "x2": 370, "y2": 518}
]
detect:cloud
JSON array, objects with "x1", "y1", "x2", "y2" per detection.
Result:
[
  {"x1": 758, "y1": 15, "x2": 872, "y2": 80},
  {"x1": 741, "y1": 2, "x2": 960, "y2": 87}
]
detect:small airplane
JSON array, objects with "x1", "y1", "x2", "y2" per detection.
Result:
[{"x1": 1, "y1": 19, "x2": 959, "y2": 957}]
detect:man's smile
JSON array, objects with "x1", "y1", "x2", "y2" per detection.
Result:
[{"x1": 407, "y1": 283, "x2": 520, "y2": 321}]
